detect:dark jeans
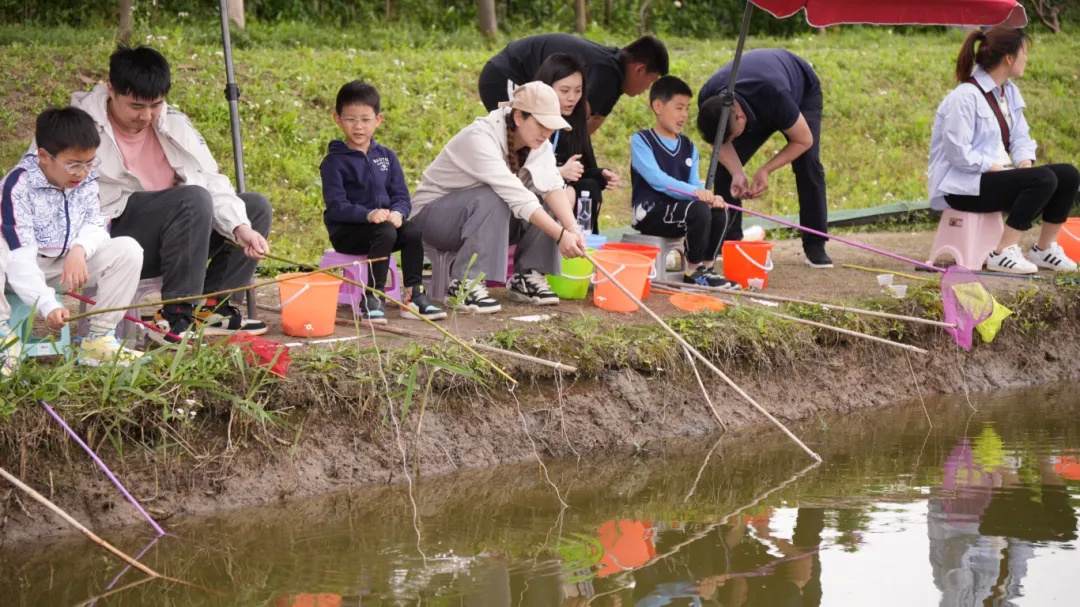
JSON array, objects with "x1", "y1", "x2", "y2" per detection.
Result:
[
  {"x1": 111, "y1": 185, "x2": 273, "y2": 303},
  {"x1": 329, "y1": 220, "x2": 423, "y2": 290},
  {"x1": 945, "y1": 164, "x2": 1080, "y2": 231},
  {"x1": 711, "y1": 83, "x2": 828, "y2": 251},
  {"x1": 478, "y1": 61, "x2": 511, "y2": 112},
  {"x1": 633, "y1": 199, "x2": 729, "y2": 264}
]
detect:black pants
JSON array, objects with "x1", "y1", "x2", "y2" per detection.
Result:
[
  {"x1": 945, "y1": 164, "x2": 1080, "y2": 231},
  {"x1": 111, "y1": 185, "x2": 273, "y2": 303},
  {"x1": 633, "y1": 199, "x2": 728, "y2": 264},
  {"x1": 569, "y1": 176, "x2": 604, "y2": 234},
  {"x1": 711, "y1": 84, "x2": 827, "y2": 251},
  {"x1": 329, "y1": 220, "x2": 423, "y2": 290},
  {"x1": 478, "y1": 62, "x2": 511, "y2": 112}
]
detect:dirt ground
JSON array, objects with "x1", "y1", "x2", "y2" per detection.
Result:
[{"x1": 241, "y1": 230, "x2": 1042, "y2": 350}]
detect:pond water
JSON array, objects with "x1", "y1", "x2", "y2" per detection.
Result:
[{"x1": 2, "y1": 384, "x2": 1079, "y2": 606}]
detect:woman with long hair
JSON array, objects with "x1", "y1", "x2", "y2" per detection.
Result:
[
  {"x1": 410, "y1": 82, "x2": 587, "y2": 313},
  {"x1": 534, "y1": 53, "x2": 621, "y2": 234},
  {"x1": 928, "y1": 27, "x2": 1079, "y2": 274}
]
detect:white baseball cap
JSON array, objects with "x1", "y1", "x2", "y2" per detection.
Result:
[{"x1": 499, "y1": 81, "x2": 572, "y2": 131}]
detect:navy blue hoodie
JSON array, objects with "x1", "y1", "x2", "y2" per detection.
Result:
[{"x1": 319, "y1": 139, "x2": 411, "y2": 238}]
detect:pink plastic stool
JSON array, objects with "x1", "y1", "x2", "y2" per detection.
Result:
[
  {"x1": 318, "y1": 249, "x2": 403, "y2": 314},
  {"x1": 485, "y1": 244, "x2": 517, "y2": 287},
  {"x1": 927, "y1": 209, "x2": 1004, "y2": 271}
]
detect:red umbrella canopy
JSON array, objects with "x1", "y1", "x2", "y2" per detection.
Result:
[{"x1": 751, "y1": 0, "x2": 1027, "y2": 28}]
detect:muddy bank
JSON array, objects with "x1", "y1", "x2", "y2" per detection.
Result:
[{"x1": 2, "y1": 280, "x2": 1079, "y2": 546}]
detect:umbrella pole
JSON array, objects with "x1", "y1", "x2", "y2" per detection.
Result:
[
  {"x1": 704, "y1": 1, "x2": 755, "y2": 190},
  {"x1": 218, "y1": 0, "x2": 257, "y2": 320}
]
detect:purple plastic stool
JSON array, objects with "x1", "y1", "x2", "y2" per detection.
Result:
[
  {"x1": 485, "y1": 245, "x2": 517, "y2": 287},
  {"x1": 318, "y1": 249, "x2": 403, "y2": 314}
]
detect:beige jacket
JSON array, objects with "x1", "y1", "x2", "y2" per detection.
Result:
[
  {"x1": 69, "y1": 84, "x2": 250, "y2": 238},
  {"x1": 411, "y1": 108, "x2": 564, "y2": 221}
]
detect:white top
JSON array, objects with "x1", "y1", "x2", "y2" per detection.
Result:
[{"x1": 411, "y1": 108, "x2": 565, "y2": 222}]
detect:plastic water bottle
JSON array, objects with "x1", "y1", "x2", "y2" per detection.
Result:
[{"x1": 576, "y1": 191, "x2": 592, "y2": 233}]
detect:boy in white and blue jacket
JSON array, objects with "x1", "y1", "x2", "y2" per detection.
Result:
[
  {"x1": 0, "y1": 107, "x2": 145, "y2": 375},
  {"x1": 320, "y1": 80, "x2": 444, "y2": 323}
]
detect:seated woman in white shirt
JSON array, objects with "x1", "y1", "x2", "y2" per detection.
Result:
[
  {"x1": 410, "y1": 82, "x2": 587, "y2": 313},
  {"x1": 927, "y1": 26, "x2": 1079, "y2": 274}
]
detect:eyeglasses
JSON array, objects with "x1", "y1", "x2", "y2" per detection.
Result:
[
  {"x1": 45, "y1": 150, "x2": 101, "y2": 176},
  {"x1": 340, "y1": 116, "x2": 377, "y2": 126}
]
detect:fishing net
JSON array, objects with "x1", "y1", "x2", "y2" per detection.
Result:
[
  {"x1": 941, "y1": 266, "x2": 996, "y2": 350},
  {"x1": 221, "y1": 333, "x2": 292, "y2": 378}
]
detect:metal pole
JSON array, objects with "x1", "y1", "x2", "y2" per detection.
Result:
[
  {"x1": 218, "y1": 0, "x2": 257, "y2": 318},
  {"x1": 704, "y1": 1, "x2": 755, "y2": 191}
]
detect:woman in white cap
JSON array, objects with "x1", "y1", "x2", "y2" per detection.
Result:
[{"x1": 411, "y1": 81, "x2": 587, "y2": 313}]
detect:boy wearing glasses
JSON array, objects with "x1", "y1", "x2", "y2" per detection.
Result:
[
  {"x1": 0, "y1": 107, "x2": 145, "y2": 375},
  {"x1": 319, "y1": 80, "x2": 444, "y2": 323}
]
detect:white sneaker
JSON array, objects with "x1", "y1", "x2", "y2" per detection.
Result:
[
  {"x1": 986, "y1": 245, "x2": 1038, "y2": 274},
  {"x1": 78, "y1": 331, "x2": 146, "y2": 367},
  {"x1": 0, "y1": 322, "x2": 20, "y2": 378},
  {"x1": 1026, "y1": 242, "x2": 1078, "y2": 272}
]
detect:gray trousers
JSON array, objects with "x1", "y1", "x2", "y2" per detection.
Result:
[
  {"x1": 111, "y1": 185, "x2": 273, "y2": 302},
  {"x1": 412, "y1": 185, "x2": 560, "y2": 283}
]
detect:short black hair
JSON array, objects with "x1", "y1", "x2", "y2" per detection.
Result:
[
  {"x1": 35, "y1": 107, "x2": 100, "y2": 156},
  {"x1": 623, "y1": 35, "x2": 669, "y2": 76},
  {"x1": 697, "y1": 95, "x2": 738, "y2": 144},
  {"x1": 335, "y1": 80, "x2": 381, "y2": 115},
  {"x1": 109, "y1": 45, "x2": 171, "y2": 100},
  {"x1": 649, "y1": 75, "x2": 692, "y2": 105}
]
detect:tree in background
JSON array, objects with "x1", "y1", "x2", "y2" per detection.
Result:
[
  {"x1": 1031, "y1": 0, "x2": 1067, "y2": 33},
  {"x1": 117, "y1": 0, "x2": 133, "y2": 43},
  {"x1": 227, "y1": 0, "x2": 245, "y2": 29},
  {"x1": 575, "y1": 0, "x2": 586, "y2": 33},
  {"x1": 478, "y1": 0, "x2": 497, "y2": 37}
]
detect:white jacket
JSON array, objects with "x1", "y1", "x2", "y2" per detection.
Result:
[
  {"x1": 411, "y1": 108, "x2": 564, "y2": 222},
  {"x1": 69, "y1": 84, "x2": 250, "y2": 238},
  {"x1": 0, "y1": 154, "x2": 112, "y2": 318}
]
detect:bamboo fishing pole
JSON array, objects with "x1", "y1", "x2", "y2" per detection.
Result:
[
  {"x1": 65, "y1": 262, "x2": 359, "y2": 325},
  {"x1": 655, "y1": 279, "x2": 955, "y2": 329},
  {"x1": 258, "y1": 251, "x2": 518, "y2": 386},
  {"x1": 585, "y1": 251, "x2": 821, "y2": 461},
  {"x1": 0, "y1": 466, "x2": 207, "y2": 591}
]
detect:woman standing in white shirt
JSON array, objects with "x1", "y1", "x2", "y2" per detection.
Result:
[
  {"x1": 927, "y1": 27, "x2": 1079, "y2": 274},
  {"x1": 410, "y1": 82, "x2": 587, "y2": 313}
]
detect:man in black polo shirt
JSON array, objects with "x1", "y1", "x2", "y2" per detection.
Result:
[
  {"x1": 479, "y1": 33, "x2": 669, "y2": 134},
  {"x1": 697, "y1": 48, "x2": 832, "y2": 268}
]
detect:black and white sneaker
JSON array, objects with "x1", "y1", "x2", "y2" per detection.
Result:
[
  {"x1": 196, "y1": 300, "x2": 269, "y2": 336},
  {"x1": 400, "y1": 285, "x2": 447, "y2": 320},
  {"x1": 1026, "y1": 242, "x2": 1078, "y2": 272},
  {"x1": 987, "y1": 244, "x2": 1037, "y2": 274},
  {"x1": 508, "y1": 270, "x2": 560, "y2": 305},
  {"x1": 150, "y1": 305, "x2": 200, "y2": 345},
  {"x1": 684, "y1": 265, "x2": 741, "y2": 290},
  {"x1": 804, "y1": 245, "x2": 834, "y2": 269},
  {"x1": 446, "y1": 279, "x2": 502, "y2": 314}
]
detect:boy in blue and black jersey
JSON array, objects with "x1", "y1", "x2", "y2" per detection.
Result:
[{"x1": 629, "y1": 76, "x2": 738, "y2": 289}]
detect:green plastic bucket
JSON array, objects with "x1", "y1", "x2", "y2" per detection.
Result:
[{"x1": 547, "y1": 253, "x2": 595, "y2": 300}]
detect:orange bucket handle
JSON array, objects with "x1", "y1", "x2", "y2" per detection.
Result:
[
  {"x1": 279, "y1": 283, "x2": 311, "y2": 307},
  {"x1": 733, "y1": 244, "x2": 774, "y2": 272},
  {"x1": 1061, "y1": 225, "x2": 1080, "y2": 243},
  {"x1": 592, "y1": 263, "x2": 656, "y2": 284}
]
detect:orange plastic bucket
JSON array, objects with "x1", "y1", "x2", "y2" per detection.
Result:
[
  {"x1": 722, "y1": 241, "x2": 774, "y2": 289},
  {"x1": 602, "y1": 243, "x2": 660, "y2": 297},
  {"x1": 591, "y1": 250, "x2": 653, "y2": 313},
  {"x1": 1058, "y1": 218, "x2": 1080, "y2": 262},
  {"x1": 277, "y1": 272, "x2": 343, "y2": 337}
]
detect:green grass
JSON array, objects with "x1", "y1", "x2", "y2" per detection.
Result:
[{"x1": 2, "y1": 23, "x2": 1079, "y2": 263}]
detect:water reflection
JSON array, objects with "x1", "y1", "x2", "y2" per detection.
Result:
[{"x1": 1, "y1": 385, "x2": 1078, "y2": 605}]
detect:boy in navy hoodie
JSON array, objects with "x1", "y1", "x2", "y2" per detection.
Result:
[{"x1": 320, "y1": 81, "x2": 444, "y2": 322}]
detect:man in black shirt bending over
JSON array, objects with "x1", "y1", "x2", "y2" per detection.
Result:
[
  {"x1": 479, "y1": 33, "x2": 668, "y2": 135},
  {"x1": 697, "y1": 48, "x2": 833, "y2": 268}
]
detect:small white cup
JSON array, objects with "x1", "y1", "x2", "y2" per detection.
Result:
[
  {"x1": 877, "y1": 274, "x2": 894, "y2": 287},
  {"x1": 747, "y1": 278, "x2": 765, "y2": 290},
  {"x1": 889, "y1": 284, "x2": 908, "y2": 298},
  {"x1": 743, "y1": 225, "x2": 766, "y2": 242}
]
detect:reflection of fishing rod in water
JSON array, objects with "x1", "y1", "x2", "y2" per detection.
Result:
[{"x1": 586, "y1": 459, "x2": 821, "y2": 604}]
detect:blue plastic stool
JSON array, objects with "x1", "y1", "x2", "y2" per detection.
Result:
[{"x1": 5, "y1": 294, "x2": 72, "y2": 357}]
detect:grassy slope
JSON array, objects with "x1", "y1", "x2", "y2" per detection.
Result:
[{"x1": 1, "y1": 24, "x2": 1078, "y2": 261}]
